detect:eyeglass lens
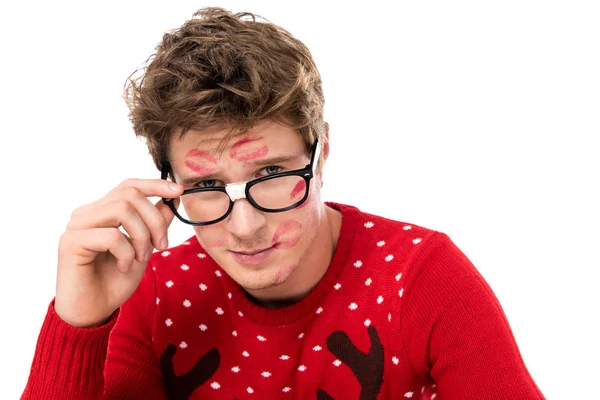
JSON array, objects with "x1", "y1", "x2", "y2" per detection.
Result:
[{"x1": 176, "y1": 175, "x2": 308, "y2": 223}]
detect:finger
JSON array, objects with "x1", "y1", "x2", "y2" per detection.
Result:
[
  {"x1": 63, "y1": 228, "x2": 137, "y2": 273},
  {"x1": 109, "y1": 178, "x2": 183, "y2": 200},
  {"x1": 68, "y1": 200, "x2": 154, "y2": 263},
  {"x1": 154, "y1": 197, "x2": 181, "y2": 249},
  {"x1": 71, "y1": 179, "x2": 182, "y2": 221}
]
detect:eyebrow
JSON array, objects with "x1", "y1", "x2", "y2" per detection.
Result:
[{"x1": 178, "y1": 154, "x2": 305, "y2": 186}]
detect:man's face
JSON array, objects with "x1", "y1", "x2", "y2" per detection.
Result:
[{"x1": 168, "y1": 121, "x2": 325, "y2": 292}]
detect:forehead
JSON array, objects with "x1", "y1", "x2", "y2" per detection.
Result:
[{"x1": 169, "y1": 121, "x2": 305, "y2": 163}]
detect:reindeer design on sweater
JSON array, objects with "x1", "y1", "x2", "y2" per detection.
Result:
[{"x1": 160, "y1": 326, "x2": 385, "y2": 399}]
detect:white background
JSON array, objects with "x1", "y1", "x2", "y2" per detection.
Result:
[{"x1": 1, "y1": 1, "x2": 598, "y2": 398}]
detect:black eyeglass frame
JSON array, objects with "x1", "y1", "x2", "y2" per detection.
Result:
[{"x1": 161, "y1": 139, "x2": 320, "y2": 226}]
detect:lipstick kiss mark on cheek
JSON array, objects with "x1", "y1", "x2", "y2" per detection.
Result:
[
  {"x1": 289, "y1": 180, "x2": 306, "y2": 199},
  {"x1": 272, "y1": 219, "x2": 302, "y2": 249},
  {"x1": 277, "y1": 236, "x2": 301, "y2": 250}
]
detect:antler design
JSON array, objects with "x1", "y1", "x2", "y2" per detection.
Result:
[
  {"x1": 160, "y1": 344, "x2": 220, "y2": 399},
  {"x1": 317, "y1": 325, "x2": 384, "y2": 400}
]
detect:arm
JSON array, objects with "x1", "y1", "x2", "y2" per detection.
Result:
[
  {"x1": 400, "y1": 232, "x2": 545, "y2": 399},
  {"x1": 103, "y1": 258, "x2": 167, "y2": 400},
  {"x1": 21, "y1": 259, "x2": 167, "y2": 400},
  {"x1": 21, "y1": 302, "x2": 119, "y2": 399}
]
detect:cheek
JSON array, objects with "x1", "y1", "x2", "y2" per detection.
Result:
[
  {"x1": 272, "y1": 219, "x2": 302, "y2": 249},
  {"x1": 195, "y1": 225, "x2": 228, "y2": 248},
  {"x1": 295, "y1": 178, "x2": 320, "y2": 210},
  {"x1": 289, "y1": 180, "x2": 306, "y2": 199}
]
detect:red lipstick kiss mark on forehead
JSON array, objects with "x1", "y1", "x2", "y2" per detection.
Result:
[
  {"x1": 186, "y1": 149, "x2": 218, "y2": 164},
  {"x1": 185, "y1": 161, "x2": 215, "y2": 175},
  {"x1": 185, "y1": 148, "x2": 218, "y2": 176},
  {"x1": 272, "y1": 219, "x2": 302, "y2": 250},
  {"x1": 229, "y1": 136, "x2": 269, "y2": 162}
]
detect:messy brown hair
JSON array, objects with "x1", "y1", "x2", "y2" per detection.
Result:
[{"x1": 125, "y1": 7, "x2": 327, "y2": 176}]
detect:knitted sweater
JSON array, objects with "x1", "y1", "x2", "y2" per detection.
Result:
[{"x1": 22, "y1": 203, "x2": 544, "y2": 399}]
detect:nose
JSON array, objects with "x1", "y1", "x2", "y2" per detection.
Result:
[{"x1": 225, "y1": 199, "x2": 267, "y2": 239}]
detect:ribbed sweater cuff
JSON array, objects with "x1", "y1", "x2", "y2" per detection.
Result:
[{"x1": 25, "y1": 300, "x2": 120, "y2": 399}]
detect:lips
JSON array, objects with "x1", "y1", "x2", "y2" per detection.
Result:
[
  {"x1": 231, "y1": 247, "x2": 273, "y2": 256},
  {"x1": 230, "y1": 245, "x2": 277, "y2": 266}
]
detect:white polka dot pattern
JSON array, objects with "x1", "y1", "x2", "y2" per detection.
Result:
[{"x1": 146, "y1": 211, "x2": 432, "y2": 398}]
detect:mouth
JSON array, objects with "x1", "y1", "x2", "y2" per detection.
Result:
[
  {"x1": 229, "y1": 244, "x2": 279, "y2": 266},
  {"x1": 231, "y1": 246, "x2": 274, "y2": 256}
]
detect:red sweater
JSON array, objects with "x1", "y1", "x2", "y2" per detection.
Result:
[{"x1": 22, "y1": 203, "x2": 544, "y2": 399}]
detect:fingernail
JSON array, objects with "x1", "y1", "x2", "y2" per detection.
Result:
[
  {"x1": 161, "y1": 236, "x2": 168, "y2": 249},
  {"x1": 169, "y1": 183, "x2": 180, "y2": 191}
]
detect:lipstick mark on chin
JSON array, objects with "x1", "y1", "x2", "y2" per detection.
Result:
[
  {"x1": 229, "y1": 135, "x2": 268, "y2": 161},
  {"x1": 272, "y1": 219, "x2": 302, "y2": 249}
]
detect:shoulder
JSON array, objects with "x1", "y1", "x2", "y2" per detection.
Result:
[{"x1": 339, "y1": 202, "x2": 448, "y2": 266}]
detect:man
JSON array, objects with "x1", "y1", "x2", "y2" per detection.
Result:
[{"x1": 22, "y1": 7, "x2": 544, "y2": 399}]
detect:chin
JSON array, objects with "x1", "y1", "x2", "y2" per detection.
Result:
[{"x1": 227, "y1": 254, "x2": 299, "y2": 291}]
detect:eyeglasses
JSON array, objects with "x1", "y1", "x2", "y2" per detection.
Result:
[{"x1": 161, "y1": 139, "x2": 321, "y2": 226}]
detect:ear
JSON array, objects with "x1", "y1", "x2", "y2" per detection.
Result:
[{"x1": 323, "y1": 122, "x2": 330, "y2": 161}]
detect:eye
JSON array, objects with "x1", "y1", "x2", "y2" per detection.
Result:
[
  {"x1": 196, "y1": 179, "x2": 223, "y2": 188},
  {"x1": 261, "y1": 166, "x2": 283, "y2": 176}
]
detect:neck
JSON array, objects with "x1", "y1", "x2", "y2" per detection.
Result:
[{"x1": 245, "y1": 204, "x2": 342, "y2": 308}]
